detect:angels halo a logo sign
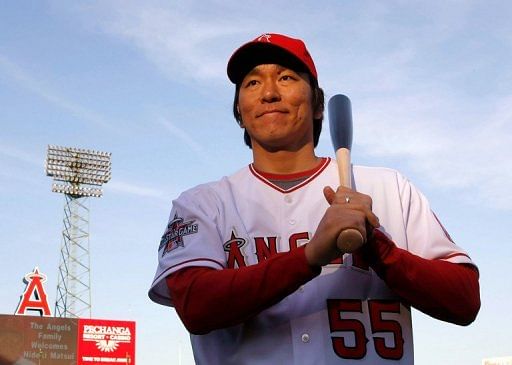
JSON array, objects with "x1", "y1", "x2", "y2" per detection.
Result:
[{"x1": 15, "y1": 267, "x2": 52, "y2": 316}]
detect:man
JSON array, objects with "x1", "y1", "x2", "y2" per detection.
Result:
[{"x1": 149, "y1": 33, "x2": 480, "y2": 364}]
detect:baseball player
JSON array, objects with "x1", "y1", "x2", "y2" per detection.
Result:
[{"x1": 149, "y1": 33, "x2": 480, "y2": 364}]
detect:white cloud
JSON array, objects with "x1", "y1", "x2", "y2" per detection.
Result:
[
  {"x1": 0, "y1": 144, "x2": 46, "y2": 192},
  {"x1": 0, "y1": 54, "x2": 117, "y2": 131},
  {"x1": 79, "y1": 1, "x2": 241, "y2": 83},
  {"x1": 107, "y1": 179, "x2": 169, "y2": 200},
  {"x1": 158, "y1": 118, "x2": 204, "y2": 155},
  {"x1": 0, "y1": 143, "x2": 41, "y2": 167},
  {"x1": 355, "y1": 93, "x2": 512, "y2": 210},
  {"x1": 157, "y1": 117, "x2": 217, "y2": 167}
]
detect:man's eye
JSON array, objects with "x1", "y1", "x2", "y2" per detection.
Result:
[
  {"x1": 245, "y1": 80, "x2": 258, "y2": 87},
  {"x1": 280, "y1": 75, "x2": 295, "y2": 81}
]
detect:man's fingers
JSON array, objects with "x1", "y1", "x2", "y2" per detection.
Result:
[
  {"x1": 323, "y1": 186, "x2": 336, "y2": 205},
  {"x1": 326, "y1": 186, "x2": 380, "y2": 229},
  {"x1": 365, "y1": 210, "x2": 380, "y2": 228}
]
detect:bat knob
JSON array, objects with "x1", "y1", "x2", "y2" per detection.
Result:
[{"x1": 336, "y1": 229, "x2": 365, "y2": 253}]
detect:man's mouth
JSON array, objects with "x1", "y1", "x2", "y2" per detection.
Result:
[{"x1": 257, "y1": 109, "x2": 287, "y2": 118}]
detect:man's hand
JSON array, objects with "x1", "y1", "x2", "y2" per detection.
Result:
[{"x1": 305, "y1": 186, "x2": 380, "y2": 266}]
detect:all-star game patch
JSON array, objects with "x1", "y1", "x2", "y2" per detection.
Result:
[{"x1": 159, "y1": 213, "x2": 198, "y2": 256}]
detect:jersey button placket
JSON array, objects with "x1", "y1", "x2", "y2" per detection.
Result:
[{"x1": 284, "y1": 194, "x2": 298, "y2": 235}]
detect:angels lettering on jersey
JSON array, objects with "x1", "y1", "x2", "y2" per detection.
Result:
[
  {"x1": 159, "y1": 213, "x2": 198, "y2": 256},
  {"x1": 222, "y1": 229, "x2": 371, "y2": 271}
]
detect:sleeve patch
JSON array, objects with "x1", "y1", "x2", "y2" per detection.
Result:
[{"x1": 159, "y1": 212, "x2": 199, "y2": 256}]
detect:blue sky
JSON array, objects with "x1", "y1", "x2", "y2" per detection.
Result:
[{"x1": 1, "y1": 1, "x2": 511, "y2": 364}]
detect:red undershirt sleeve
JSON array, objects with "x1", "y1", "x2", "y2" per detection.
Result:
[
  {"x1": 362, "y1": 229, "x2": 480, "y2": 326},
  {"x1": 168, "y1": 230, "x2": 480, "y2": 335},
  {"x1": 166, "y1": 245, "x2": 321, "y2": 335}
]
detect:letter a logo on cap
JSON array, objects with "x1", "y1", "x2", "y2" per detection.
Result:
[{"x1": 257, "y1": 34, "x2": 272, "y2": 42}]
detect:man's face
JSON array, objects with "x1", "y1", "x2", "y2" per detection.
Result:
[{"x1": 237, "y1": 64, "x2": 320, "y2": 152}]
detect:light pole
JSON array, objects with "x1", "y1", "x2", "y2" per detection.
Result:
[{"x1": 46, "y1": 145, "x2": 111, "y2": 318}]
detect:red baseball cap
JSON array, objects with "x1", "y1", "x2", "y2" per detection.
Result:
[{"x1": 227, "y1": 33, "x2": 318, "y2": 84}]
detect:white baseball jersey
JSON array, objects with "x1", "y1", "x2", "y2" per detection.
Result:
[{"x1": 149, "y1": 158, "x2": 474, "y2": 365}]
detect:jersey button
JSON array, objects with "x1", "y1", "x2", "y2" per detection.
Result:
[
  {"x1": 284, "y1": 195, "x2": 293, "y2": 204},
  {"x1": 289, "y1": 219, "x2": 296, "y2": 225},
  {"x1": 301, "y1": 333, "x2": 310, "y2": 343}
]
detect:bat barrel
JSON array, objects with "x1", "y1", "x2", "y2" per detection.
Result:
[{"x1": 328, "y1": 94, "x2": 353, "y2": 151}]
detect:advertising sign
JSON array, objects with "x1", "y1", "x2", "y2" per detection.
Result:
[
  {"x1": 0, "y1": 314, "x2": 77, "y2": 364},
  {"x1": 77, "y1": 318, "x2": 135, "y2": 364},
  {"x1": 483, "y1": 357, "x2": 512, "y2": 365},
  {"x1": 0, "y1": 315, "x2": 135, "y2": 365}
]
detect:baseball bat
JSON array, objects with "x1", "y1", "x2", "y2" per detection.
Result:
[{"x1": 328, "y1": 94, "x2": 365, "y2": 253}]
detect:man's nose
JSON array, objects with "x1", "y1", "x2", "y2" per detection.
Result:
[{"x1": 261, "y1": 81, "x2": 281, "y2": 103}]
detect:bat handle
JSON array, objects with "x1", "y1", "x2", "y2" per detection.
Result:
[
  {"x1": 335, "y1": 148, "x2": 365, "y2": 253},
  {"x1": 337, "y1": 229, "x2": 364, "y2": 253}
]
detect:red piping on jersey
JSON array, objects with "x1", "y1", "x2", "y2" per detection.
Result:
[
  {"x1": 441, "y1": 252, "x2": 472, "y2": 261},
  {"x1": 249, "y1": 157, "x2": 331, "y2": 193}
]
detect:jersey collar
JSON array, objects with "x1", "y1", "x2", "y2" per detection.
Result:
[{"x1": 249, "y1": 157, "x2": 331, "y2": 193}]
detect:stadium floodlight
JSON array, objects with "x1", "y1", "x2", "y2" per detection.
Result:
[
  {"x1": 45, "y1": 145, "x2": 112, "y2": 318},
  {"x1": 46, "y1": 145, "x2": 112, "y2": 197}
]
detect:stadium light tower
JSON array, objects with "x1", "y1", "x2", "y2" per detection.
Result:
[{"x1": 45, "y1": 145, "x2": 111, "y2": 318}]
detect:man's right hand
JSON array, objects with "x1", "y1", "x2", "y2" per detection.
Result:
[{"x1": 305, "y1": 186, "x2": 380, "y2": 266}]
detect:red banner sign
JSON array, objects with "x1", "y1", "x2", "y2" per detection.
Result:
[{"x1": 77, "y1": 318, "x2": 135, "y2": 364}]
